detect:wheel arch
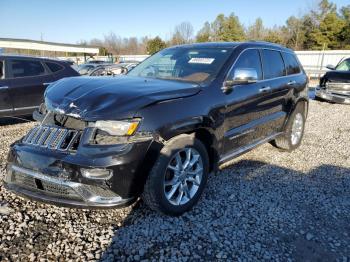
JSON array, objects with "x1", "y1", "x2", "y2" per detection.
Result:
[
  {"x1": 188, "y1": 128, "x2": 218, "y2": 173},
  {"x1": 293, "y1": 98, "x2": 309, "y2": 119},
  {"x1": 285, "y1": 98, "x2": 308, "y2": 126}
]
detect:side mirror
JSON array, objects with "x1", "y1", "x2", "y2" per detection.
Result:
[
  {"x1": 222, "y1": 68, "x2": 258, "y2": 93},
  {"x1": 225, "y1": 68, "x2": 258, "y2": 86},
  {"x1": 326, "y1": 64, "x2": 335, "y2": 70}
]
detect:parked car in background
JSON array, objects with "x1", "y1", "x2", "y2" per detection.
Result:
[
  {"x1": 4, "y1": 42, "x2": 308, "y2": 216},
  {"x1": 89, "y1": 63, "x2": 139, "y2": 76},
  {"x1": 86, "y1": 60, "x2": 108, "y2": 64},
  {"x1": 76, "y1": 63, "x2": 101, "y2": 75},
  {"x1": 315, "y1": 57, "x2": 350, "y2": 104},
  {"x1": 0, "y1": 55, "x2": 79, "y2": 118}
]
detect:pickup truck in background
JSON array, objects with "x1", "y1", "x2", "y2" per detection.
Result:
[{"x1": 316, "y1": 57, "x2": 350, "y2": 104}]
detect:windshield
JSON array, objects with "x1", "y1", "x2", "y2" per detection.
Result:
[
  {"x1": 128, "y1": 47, "x2": 233, "y2": 83},
  {"x1": 336, "y1": 59, "x2": 350, "y2": 71},
  {"x1": 78, "y1": 64, "x2": 95, "y2": 74}
]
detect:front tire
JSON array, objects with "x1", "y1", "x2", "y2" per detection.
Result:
[
  {"x1": 272, "y1": 103, "x2": 306, "y2": 151},
  {"x1": 142, "y1": 134, "x2": 209, "y2": 216}
]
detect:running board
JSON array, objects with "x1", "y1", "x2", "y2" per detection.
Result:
[{"x1": 219, "y1": 132, "x2": 283, "y2": 164}]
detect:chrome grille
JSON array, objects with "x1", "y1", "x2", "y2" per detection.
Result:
[
  {"x1": 23, "y1": 125, "x2": 81, "y2": 151},
  {"x1": 327, "y1": 82, "x2": 350, "y2": 91}
]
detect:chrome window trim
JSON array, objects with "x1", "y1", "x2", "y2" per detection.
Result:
[{"x1": 225, "y1": 47, "x2": 303, "y2": 84}]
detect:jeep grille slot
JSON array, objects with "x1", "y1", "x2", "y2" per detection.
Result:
[{"x1": 22, "y1": 126, "x2": 81, "y2": 152}]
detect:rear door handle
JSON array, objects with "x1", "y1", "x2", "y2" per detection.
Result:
[
  {"x1": 0, "y1": 86, "x2": 9, "y2": 90},
  {"x1": 259, "y1": 86, "x2": 271, "y2": 93},
  {"x1": 43, "y1": 82, "x2": 53, "y2": 86},
  {"x1": 287, "y1": 80, "x2": 297, "y2": 86}
]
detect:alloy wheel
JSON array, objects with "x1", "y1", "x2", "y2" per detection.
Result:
[
  {"x1": 164, "y1": 148, "x2": 203, "y2": 206},
  {"x1": 291, "y1": 112, "x2": 304, "y2": 145}
]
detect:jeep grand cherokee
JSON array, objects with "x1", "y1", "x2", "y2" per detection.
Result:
[{"x1": 4, "y1": 42, "x2": 308, "y2": 216}]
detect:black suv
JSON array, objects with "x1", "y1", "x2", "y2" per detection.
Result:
[
  {"x1": 4, "y1": 42, "x2": 308, "y2": 216},
  {"x1": 0, "y1": 55, "x2": 79, "y2": 117}
]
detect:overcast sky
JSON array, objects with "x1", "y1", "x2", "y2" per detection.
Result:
[{"x1": 0, "y1": 0, "x2": 349, "y2": 44}]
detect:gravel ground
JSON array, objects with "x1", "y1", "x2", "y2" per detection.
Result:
[{"x1": 0, "y1": 100, "x2": 349, "y2": 261}]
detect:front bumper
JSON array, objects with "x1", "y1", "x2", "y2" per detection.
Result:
[
  {"x1": 315, "y1": 87, "x2": 350, "y2": 104},
  {"x1": 4, "y1": 165, "x2": 134, "y2": 208},
  {"x1": 5, "y1": 133, "x2": 158, "y2": 208}
]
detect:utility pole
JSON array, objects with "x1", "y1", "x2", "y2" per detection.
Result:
[{"x1": 40, "y1": 33, "x2": 44, "y2": 57}]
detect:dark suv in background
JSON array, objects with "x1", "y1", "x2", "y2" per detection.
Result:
[
  {"x1": 5, "y1": 42, "x2": 308, "y2": 215},
  {"x1": 0, "y1": 55, "x2": 79, "y2": 118}
]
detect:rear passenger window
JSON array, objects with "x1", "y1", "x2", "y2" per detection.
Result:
[
  {"x1": 10, "y1": 59, "x2": 45, "y2": 78},
  {"x1": 46, "y1": 62, "x2": 64, "y2": 73},
  {"x1": 261, "y1": 50, "x2": 285, "y2": 79},
  {"x1": 231, "y1": 49, "x2": 262, "y2": 80},
  {"x1": 282, "y1": 52, "x2": 301, "y2": 75}
]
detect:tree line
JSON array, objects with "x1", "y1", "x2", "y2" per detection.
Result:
[{"x1": 83, "y1": 0, "x2": 349, "y2": 55}]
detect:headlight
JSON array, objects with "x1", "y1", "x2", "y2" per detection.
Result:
[{"x1": 91, "y1": 119, "x2": 140, "y2": 136}]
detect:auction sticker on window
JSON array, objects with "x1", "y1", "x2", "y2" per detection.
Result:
[{"x1": 188, "y1": 58, "x2": 215, "y2": 64}]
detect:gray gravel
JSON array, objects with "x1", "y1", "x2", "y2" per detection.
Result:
[{"x1": 0, "y1": 100, "x2": 349, "y2": 261}]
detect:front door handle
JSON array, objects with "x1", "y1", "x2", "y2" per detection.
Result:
[
  {"x1": 43, "y1": 82, "x2": 53, "y2": 86},
  {"x1": 0, "y1": 86, "x2": 9, "y2": 90},
  {"x1": 259, "y1": 86, "x2": 271, "y2": 93},
  {"x1": 287, "y1": 80, "x2": 297, "y2": 86}
]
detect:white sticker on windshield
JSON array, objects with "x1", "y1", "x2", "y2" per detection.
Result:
[{"x1": 188, "y1": 58, "x2": 215, "y2": 64}]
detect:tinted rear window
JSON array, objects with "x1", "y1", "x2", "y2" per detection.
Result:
[
  {"x1": 10, "y1": 59, "x2": 45, "y2": 78},
  {"x1": 261, "y1": 50, "x2": 285, "y2": 79},
  {"x1": 231, "y1": 49, "x2": 262, "y2": 80},
  {"x1": 282, "y1": 52, "x2": 301, "y2": 75},
  {"x1": 46, "y1": 62, "x2": 64, "y2": 73}
]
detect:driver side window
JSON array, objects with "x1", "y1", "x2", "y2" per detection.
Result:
[{"x1": 228, "y1": 49, "x2": 262, "y2": 81}]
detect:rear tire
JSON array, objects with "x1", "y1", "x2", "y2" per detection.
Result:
[
  {"x1": 142, "y1": 134, "x2": 209, "y2": 216},
  {"x1": 272, "y1": 103, "x2": 306, "y2": 152}
]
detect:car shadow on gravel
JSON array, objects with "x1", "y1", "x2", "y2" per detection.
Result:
[{"x1": 100, "y1": 160, "x2": 350, "y2": 261}]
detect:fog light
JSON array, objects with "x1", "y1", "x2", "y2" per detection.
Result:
[{"x1": 81, "y1": 168, "x2": 113, "y2": 180}]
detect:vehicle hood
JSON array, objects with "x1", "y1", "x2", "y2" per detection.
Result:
[
  {"x1": 44, "y1": 76, "x2": 201, "y2": 121},
  {"x1": 322, "y1": 70, "x2": 350, "y2": 83}
]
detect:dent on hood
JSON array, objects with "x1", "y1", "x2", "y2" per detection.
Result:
[{"x1": 44, "y1": 76, "x2": 201, "y2": 121}]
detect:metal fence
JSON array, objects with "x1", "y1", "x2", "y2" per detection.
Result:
[
  {"x1": 295, "y1": 50, "x2": 350, "y2": 71},
  {"x1": 60, "y1": 50, "x2": 350, "y2": 84}
]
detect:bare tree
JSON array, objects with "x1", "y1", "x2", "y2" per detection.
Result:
[
  {"x1": 103, "y1": 32, "x2": 122, "y2": 55},
  {"x1": 171, "y1": 22, "x2": 194, "y2": 45}
]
